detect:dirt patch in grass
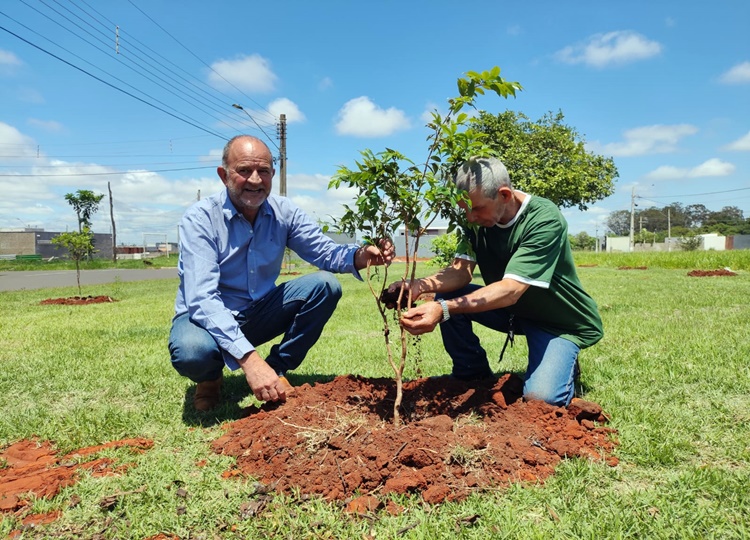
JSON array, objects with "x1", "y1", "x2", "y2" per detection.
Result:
[
  {"x1": 687, "y1": 269, "x2": 738, "y2": 277},
  {"x1": 0, "y1": 438, "x2": 152, "y2": 533},
  {"x1": 617, "y1": 266, "x2": 648, "y2": 270},
  {"x1": 212, "y1": 374, "x2": 618, "y2": 505},
  {"x1": 39, "y1": 296, "x2": 117, "y2": 306}
]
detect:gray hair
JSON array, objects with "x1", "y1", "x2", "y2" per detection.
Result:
[
  {"x1": 221, "y1": 135, "x2": 270, "y2": 169},
  {"x1": 454, "y1": 157, "x2": 512, "y2": 199}
]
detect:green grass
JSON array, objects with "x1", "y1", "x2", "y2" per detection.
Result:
[
  {"x1": 0, "y1": 255, "x2": 178, "y2": 271},
  {"x1": 1, "y1": 252, "x2": 749, "y2": 538}
]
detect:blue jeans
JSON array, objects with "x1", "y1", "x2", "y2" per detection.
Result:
[
  {"x1": 437, "y1": 285, "x2": 580, "y2": 406},
  {"x1": 169, "y1": 272, "x2": 342, "y2": 383}
]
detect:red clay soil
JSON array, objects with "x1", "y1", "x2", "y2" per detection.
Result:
[
  {"x1": 212, "y1": 374, "x2": 618, "y2": 505},
  {"x1": 39, "y1": 295, "x2": 117, "y2": 306},
  {"x1": 0, "y1": 438, "x2": 152, "y2": 532},
  {"x1": 687, "y1": 268, "x2": 738, "y2": 277}
]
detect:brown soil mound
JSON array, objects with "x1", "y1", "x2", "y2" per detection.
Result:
[
  {"x1": 39, "y1": 295, "x2": 117, "y2": 305},
  {"x1": 687, "y1": 269, "x2": 737, "y2": 277},
  {"x1": 617, "y1": 266, "x2": 648, "y2": 270},
  {"x1": 212, "y1": 374, "x2": 618, "y2": 504}
]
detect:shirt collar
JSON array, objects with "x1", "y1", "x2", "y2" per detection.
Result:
[{"x1": 495, "y1": 191, "x2": 531, "y2": 229}]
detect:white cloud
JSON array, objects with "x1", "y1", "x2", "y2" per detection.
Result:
[
  {"x1": 27, "y1": 118, "x2": 64, "y2": 132},
  {"x1": 0, "y1": 122, "x2": 37, "y2": 158},
  {"x1": 290, "y1": 173, "x2": 360, "y2": 224},
  {"x1": 719, "y1": 61, "x2": 750, "y2": 84},
  {"x1": 318, "y1": 77, "x2": 333, "y2": 91},
  {"x1": 335, "y1": 97, "x2": 410, "y2": 137},
  {"x1": 208, "y1": 54, "x2": 277, "y2": 92},
  {"x1": 287, "y1": 173, "x2": 331, "y2": 192},
  {"x1": 644, "y1": 158, "x2": 735, "y2": 180},
  {"x1": 0, "y1": 49, "x2": 21, "y2": 68},
  {"x1": 268, "y1": 98, "x2": 306, "y2": 123},
  {"x1": 594, "y1": 124, "x2": 698, "y2": 157},
  {"x1": 723, "y1": 131, "x2": 750, "y2": 151},
  {"x1": 555, "y1": 30, "x2": 662, "y2": 68}
]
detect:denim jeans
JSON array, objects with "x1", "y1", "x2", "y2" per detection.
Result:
[
  {"x1": 437, "y1": 284, "x2": 580, "y2": 406},
  {"x1": 169, "y1": 271, "x2": 342, "y2": 383}
]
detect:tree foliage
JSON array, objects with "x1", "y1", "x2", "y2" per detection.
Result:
[
  {"x1": 65, "y1": 190, "x2": 104, "y2": 232},
  {"x1": 471, "y1": 110, "x2": 618, "y2": 210},
  {"x1": 52, "y1": 228, "x2": 95, "y2": 295},
  {"x1": 605, "y1": 203, "x2": 750, "y2": 238},
  {"x1": 329, "y1": 67, "x2": 522, "y2": 425}
]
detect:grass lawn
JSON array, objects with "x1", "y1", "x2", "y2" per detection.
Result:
[{"x1": 0, "y1": 253, "x2": 748, "y2": 538}]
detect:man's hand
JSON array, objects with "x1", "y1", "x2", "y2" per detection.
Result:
[
  {"x1": 238, "y1": 351, "x2": 287, "y2": 402},
  {"x1": 400, "y1": 301, "x2": 443, "y2": 336},
  {"x1": 354, "y1": 238, "x2": 395, "y2": 270}
]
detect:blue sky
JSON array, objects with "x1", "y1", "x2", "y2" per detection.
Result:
[{"x1": 1, "y1": 0, "x2": 748, "y2": 245}]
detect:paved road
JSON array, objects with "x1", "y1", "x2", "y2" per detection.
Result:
[{"x1": 0, "y1": 268, "x2": 179, "y2": 292}]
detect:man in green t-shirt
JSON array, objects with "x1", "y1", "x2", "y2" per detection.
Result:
[{"x1": 391, "y1": 157, "x2": 603, "y2": 407}]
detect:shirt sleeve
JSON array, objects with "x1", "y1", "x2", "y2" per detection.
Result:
[
  {"x1": 178, "y1": 209, "x2": 254, "y2": 369},
  {"x1": 286, "y1": 205, "x2": 362, "y2": 279},
  {"x1": 504, "y1": 216, "x2": 564, "y2": 289}
]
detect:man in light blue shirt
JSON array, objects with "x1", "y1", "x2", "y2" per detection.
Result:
[{"x1": 169, "y1": 135, "x2": 394, "y2": 411}]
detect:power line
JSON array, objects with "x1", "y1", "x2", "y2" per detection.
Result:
[
  {"x1": 124, "y1": 0, "x2": 276, "y2": 121},
  {"x1": 642, "y1": 186, "x2": 750, "y2": 199},
  {"x1": 13, "y1": 1, "x2": 250, "y2": 136},
  {"x1": 0, "y1": 22, "x2": 227, "y2": 141}
]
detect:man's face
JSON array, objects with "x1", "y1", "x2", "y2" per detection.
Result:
[
  {"x1": 459, "y1": 188, "x2": 506, "y2": 227},
  {"x1": 219, "y1": 138, "x2": 275, "y2": 218}
]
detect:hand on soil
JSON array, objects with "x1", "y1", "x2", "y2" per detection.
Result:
[{"x1": 239, "y1": 352, "x2": 287, "y2": 402}]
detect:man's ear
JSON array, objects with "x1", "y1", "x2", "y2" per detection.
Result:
[
  {"x1": 217, "y1": 166, "x2": 228, "y2": 185},
  {"x1": 498, "y1": 186, "x2": 513, "y2": 201}
]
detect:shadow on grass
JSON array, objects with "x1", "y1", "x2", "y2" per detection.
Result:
[{"x1": 180, "y1": 371, "x2": 336, "y2": 427}]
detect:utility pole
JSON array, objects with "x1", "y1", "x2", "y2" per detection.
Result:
[
  {"x1": 108, "y1": 181, "x2": 117, "y2": 264},
  {"x1": 667, "y1": 208, "x2": 672, "y2": 252},
  {"x1": 278, "y1": 113, "x2": 287, "y2": 197},
  {"x1": 629, "y1": 186, "x2": 636, "y2": 252}
]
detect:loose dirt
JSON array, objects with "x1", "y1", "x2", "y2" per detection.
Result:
[
  {"x1": 0, "y1": 438, "x2": 153, "y2": 534},
  {"x1": 212, "y1": 374, "x2": 618, "y2": 505},
  {"x1": 687, "y1": 269, "x2": 738, "y2": 277},
  {"x1": 39, "y1": 296, "x2": 117, "y2": 306}
]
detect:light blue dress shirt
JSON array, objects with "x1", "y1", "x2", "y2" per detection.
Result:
[{"x1": 173, "y1": 189, "x2": 361, "y2": 370}]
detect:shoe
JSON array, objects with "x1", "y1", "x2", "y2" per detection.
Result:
[
  {"x1": 194, "y1": 375, "x2": 223, "y2": 411},
  {"x1": 278, "y1": 375, "x2": 295, "y2": 397}
]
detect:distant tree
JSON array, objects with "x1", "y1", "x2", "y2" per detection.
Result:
[
  {"x1": 52, "y1": 228, "x2": 95, "y2": 295},
  {"x1": 606, "y1": 210, "x2": 631, "y2": 236},
  {"x1": 569, "y1": 231, "x2": 596, "y2": 251},
  {"x1": 685, "y1": 204, "x2": 710, "y2": 229},
  {"x1": 704, "y1": 206, "x2": 744, "y2": 230},
  {"x1": 663, "y1": 203, "x2": 690, "y2": 229},
  {"x1": 65, "y1": 190, "x2": 105, "y2": 232},
  {"x1": 678, "y1": 233, "x2": 702, "y2": 251},
  {"x1": 429, "y1": 232, "x2": 459, "y2": 267},
  {"x1": 472, "y1": 110, "x2": 618, "y2": 210}
]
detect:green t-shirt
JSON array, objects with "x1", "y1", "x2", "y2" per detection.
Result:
[{"x1": 459, "y1": 194, "x2": 603, "y2": 349}]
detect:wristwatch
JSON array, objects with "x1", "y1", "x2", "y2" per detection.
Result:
[{"x1": 437, "y1": 299, "x2": 450, "y2": 322}]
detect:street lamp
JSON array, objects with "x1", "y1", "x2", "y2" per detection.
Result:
[{"x1": 232, "y1": 103, "x2": 287, "y2": 197}]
